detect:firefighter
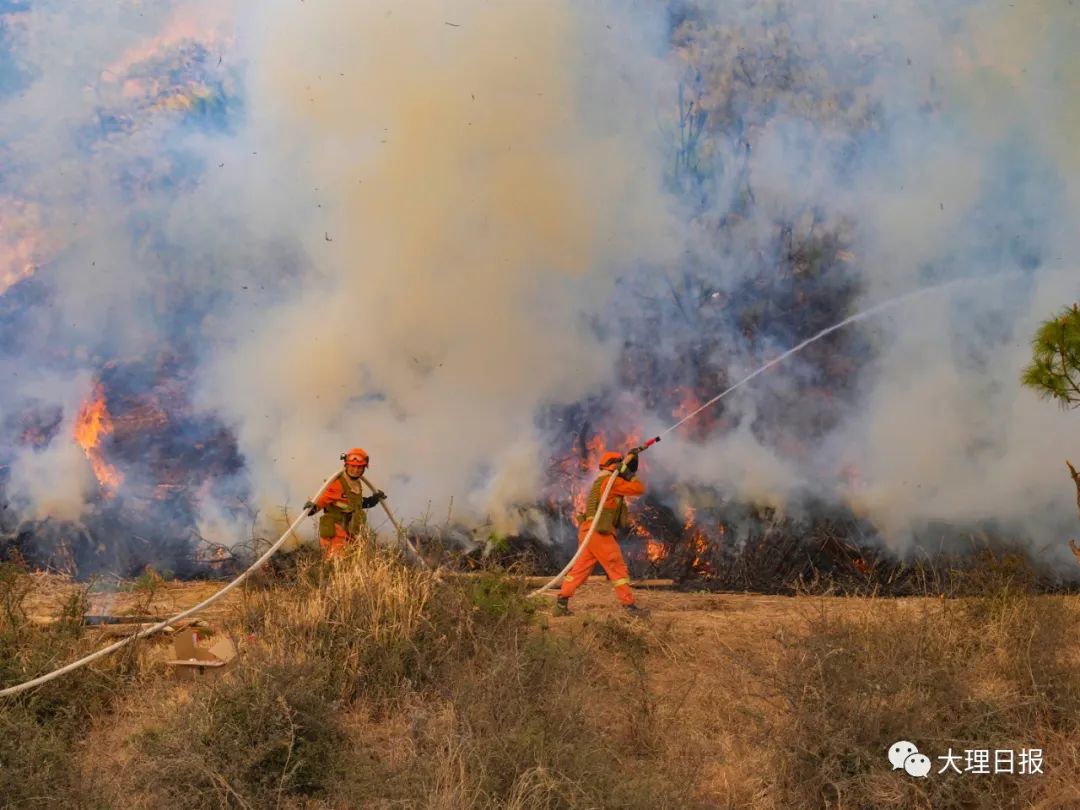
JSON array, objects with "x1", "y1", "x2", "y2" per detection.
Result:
[
  {"x1": 554, "y1": 448, "x2": 650, "y2": 618},
  {"x1": 304, "y1": 447, "x2": 387, "y2": 558}
]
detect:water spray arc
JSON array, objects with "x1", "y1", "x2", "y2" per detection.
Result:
[
  {"x1": 0, "y1": 279, "x2": 993, "y2": 694},
  {"x1": 528, "y1": 281, "x2": 969, "y2": 598}
]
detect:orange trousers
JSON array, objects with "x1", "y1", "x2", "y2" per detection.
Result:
[
  {"x1": 320, "y1": 526, "x2": 352, "y2": 559},
  {"x1": 558, "y1": 521, "x2": 634, "y2": 606}
]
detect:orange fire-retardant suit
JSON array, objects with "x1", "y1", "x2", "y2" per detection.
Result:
[
  {"x1": 558, "y1": 451, "x2": 645, "y2": 607},
  {"x1": 306, "y1": 448, "x2": 386, "y2": 558}
]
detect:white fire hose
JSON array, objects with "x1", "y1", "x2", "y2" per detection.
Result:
[
  {"x1": 0, "y1": 281, "x2": 977, "y2": 695},
  {"x1": 360, "y1": 473, "x2": 425, "y2": 566},
  {"x1": 528, "y1": 455, "x2": 631, "y2": 598},
  {"x1": 527, "y1": 284, "x2": 959, "y2": 599},
  {"x1": 0, "y1": 470, "x2": 418, "y2": 698}
]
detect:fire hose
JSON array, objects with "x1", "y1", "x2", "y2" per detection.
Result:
[
  {"x1": 360, "y1": 473, "x2": 425, "y2": 565},
  {"x1": 528, "y1": 284, "x2": 962, "y2": 598},
  {"x1": 0, "y1": 470, "x2": 417, "y2": 699},
  {"x1": 0, "y1": 280, "x2": 992, "y2": 693},
  {"x1": 528, "y1": 438, "x2": 659, "y2": 598}
]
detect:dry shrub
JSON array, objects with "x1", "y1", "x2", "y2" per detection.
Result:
[
  {"x1": 414, "y1": 616, "x2": 706, "y2": 809},
  {"x1": 136, "y1": 661, "x2": 346, "y2": 807},
  {"x1": 751, "y1": 578, "x2": 1080, "y2": 809},
  {"x1": 0, "y1": 562, "x2": 148, "y2": 806},
  {"x1": 116, "y1": 545, "x2": 699, "y2": 808}
]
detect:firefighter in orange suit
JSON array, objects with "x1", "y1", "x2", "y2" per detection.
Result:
[
  {"x1": 554, "y1": 449, "x2": 650, "y2": 618},
  {"x1": 304, "y1": 448, "x2": 387, "y2": 558}
]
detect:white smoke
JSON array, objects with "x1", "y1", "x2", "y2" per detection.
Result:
[
  {"x1": 1, "y1": 0, "x2": 1077, "y2": 568},
  {"x1": 631, "y1": 0, "x2": 1080, "y2": 559},
  {"x1": 192, "y1": 0, "x2": 681, "y2": 543}
]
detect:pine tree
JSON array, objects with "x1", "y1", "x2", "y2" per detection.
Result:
[{"x1": 1021, "y1": 303, "x2": 1080, "y2": 408}]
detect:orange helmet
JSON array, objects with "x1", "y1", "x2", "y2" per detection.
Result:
[
  {"x1": 342, "y1": 447, "x2": 369, "y2": 466},
  {"x1": 599, "y1": 451, "x2": 623, "y2": 470}
]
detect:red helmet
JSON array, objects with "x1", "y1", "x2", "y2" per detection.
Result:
[
  {"x1": 342, "y1": 447, "x2": 369, "y2": 466},
  {"x1": 599, "y1": 451, "x2": 622, "y2": 470}
]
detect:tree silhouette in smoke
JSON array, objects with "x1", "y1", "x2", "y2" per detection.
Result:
[{"x1": 1023, "y1": 303, "x2": 1080, "y2": 409}]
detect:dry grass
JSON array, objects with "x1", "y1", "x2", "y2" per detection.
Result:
[
  {"x1": 704, "y1": 579, "x2": 1080, "y2": 808},
  {"x1": 0, "y1": 560, "x2": 151, "y2": 806},
  {"x1": 88, "y1": 545, "x2": 700, "y2": 808},
  {"x1": 4, "y1": 548, "x2": 1080, "y2": 808}
]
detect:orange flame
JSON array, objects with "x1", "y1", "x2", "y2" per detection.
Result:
[
  {"x1": 630, "y1": 521, "x2": 666, "y2": 563},
  {"x1": 74, "y1": 385, "x2": 123, "y2": 494},
  {"x1": 840, "y1": 462, "x2": 864, "y2": 492},
  {"x1": 645, "y1": 538, "x2": 666, "y2": 563},
  {"x1": 682, "y1": 503, "x2": 696, "y2": 532},
  {"x1": 553, "y1": 428, "x2": 645, "y2": 526},
  {"x1": 683, "y1": 504, "x2": 713, "y2": 572}
]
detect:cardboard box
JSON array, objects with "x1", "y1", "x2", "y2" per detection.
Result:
[{"x1": 165, "y1": 629, "x2": 238, "y2": 681}]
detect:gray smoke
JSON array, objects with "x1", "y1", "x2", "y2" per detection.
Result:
[{"x1": 1, "y1": 0, "x2": 1077, "y2": 567}]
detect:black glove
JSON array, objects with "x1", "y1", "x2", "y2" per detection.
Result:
[
  {"x1": 361, "y1": 491, "x2": 387, "y2": 509},
  {"x1": 624, "y1": 453, "x2": 639, "y2": 475},
  {"x1": 304, "y1": 500, "x2": 318, "y2": 515}
]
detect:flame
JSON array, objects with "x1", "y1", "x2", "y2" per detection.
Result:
[
  {"x1": 675, "y1": 388, "x2": 701, "y2": 420},
  {"x1": 840, "y1": 462, "x2": 864, "y2": 492},
  {"x1": 74, "y1": 385, "x2": 123, "y2": 494},
  {"x1": 582, "y1": 432, "x2": 606, "y2": 473},
  {"x1": 682, "y1": 503, "x2": 696, "y2": 532},
  {"x1": 551, "y1": 427, "x2": 645, "y2": 526},
  {"x1": 111, "y1": 401, "x2": 170, "y2": 438},
  {"x1": 629, "y1": 520, "x2": 666, "y2": 563},
  {"x1": 152, "y1": 83, "x2": 215, "y2": 113},
  {"x1": 683, "y1": 504, "x2": 713, "y2": 573},
  {"x1": 853, "y1": 557, "x2": 869, "y2": 575}
]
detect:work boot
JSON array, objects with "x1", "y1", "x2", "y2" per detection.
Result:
[
  {"x1": 624, "y1": 603, "x2": 651, "y2": 620},
  {"x1": 552, "y1": 596, "x2": 573, "y2": 616}
]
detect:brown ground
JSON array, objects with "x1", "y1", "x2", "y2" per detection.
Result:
[
  {"x1": 23, "y1": 570, "x2": 845, "y2": 631},
  {"x1": 18, "y1": 571, "x2": 1080, "y2": 808}
]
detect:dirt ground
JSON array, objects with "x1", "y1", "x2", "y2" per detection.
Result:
[
  {"x1": 18, "y1": 570, "x2": 1080, "y2": 807},
  {"x1": 22, "y1": 570, "x2": 850, "y2": 629}
]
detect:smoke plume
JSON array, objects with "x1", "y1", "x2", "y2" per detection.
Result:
[{"x1": 0, "y1": 0, "x2": 1078, "y2": 570}]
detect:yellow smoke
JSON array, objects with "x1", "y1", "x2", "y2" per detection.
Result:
[
  {"x1": 959, "y1": 0, "x2": 1080, "y2": 178},
  {"x1": 205, "y1": 1, "x2": 675, "y2": 537}
]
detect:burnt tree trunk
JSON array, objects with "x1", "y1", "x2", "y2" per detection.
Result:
[{"x1": 1068, "y1": 461, "x2": 1080, "y2": 564}]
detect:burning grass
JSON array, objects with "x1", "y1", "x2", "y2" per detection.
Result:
[
  {"x1": 620, "y1": 496, "x2": 1080, "y2": 598},
  {"x1": 73, "y1": 384, "x2": 123, "y2": 495}
]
